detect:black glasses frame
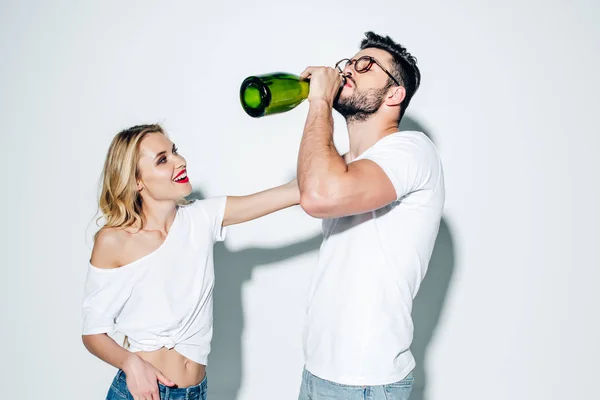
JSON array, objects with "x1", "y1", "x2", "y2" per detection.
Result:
[{"x1": 335, "y1": 56, "x2": 401, "y2": 87}]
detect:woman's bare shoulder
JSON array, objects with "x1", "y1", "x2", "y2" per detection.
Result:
[{"x1": 90, "y1": 227, "x2": 132, "y2": 269}]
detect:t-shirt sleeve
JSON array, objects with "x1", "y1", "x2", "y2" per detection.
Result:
[
  {"x1": 81, "y1": 264, "x2": 136, "y2": 335},
  {"x1": 191, "y1": 196, "x2": 228, "y2": 242},
  {"x1": 360, "y1": 133, "x2": 441, "y2": 201}
]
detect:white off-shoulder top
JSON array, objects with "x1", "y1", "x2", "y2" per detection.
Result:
[{"x1": 81, "y1": 196, "x2": 227, "y2": 365}]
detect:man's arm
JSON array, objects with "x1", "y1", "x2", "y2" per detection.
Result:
[{"x1": 296, "y1": 67, "x2": 398, "y2": 218}]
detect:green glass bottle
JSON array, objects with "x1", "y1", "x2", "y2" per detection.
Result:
[{"x1": 239, "y1": 72, "x2": 310, "y2": 118}]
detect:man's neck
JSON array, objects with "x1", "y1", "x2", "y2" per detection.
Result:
[{"x1": 346, "y1": 116, "x2": 399, "y2": 162}]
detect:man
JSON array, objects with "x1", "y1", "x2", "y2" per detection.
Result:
[{"x1": 296, "y1": 31, "x2": 445, "y2": 399}]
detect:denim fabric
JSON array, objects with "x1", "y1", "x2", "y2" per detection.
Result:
[
  {"x1": 106, "y1": 369, "x2": 207, "y2": 400},
  {"x1": 298, "y1": 368, "x2": 414, "y2": 400}
]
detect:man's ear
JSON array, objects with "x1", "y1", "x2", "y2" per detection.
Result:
[{"x1": 386, "y1": 86, "x2": 406, "y2": 107}]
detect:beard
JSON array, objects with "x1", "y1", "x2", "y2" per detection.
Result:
[{"x1": 333, "y1": 82, "x2": 392, "y2": 123}]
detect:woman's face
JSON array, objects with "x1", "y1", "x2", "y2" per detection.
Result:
[{"x1": 136, "y1": 132, "x2": 192, "y2": 202}]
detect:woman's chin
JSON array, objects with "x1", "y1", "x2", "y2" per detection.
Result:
[{"x1": 181, "y1": 182, "x2": 193, "y2": 197}]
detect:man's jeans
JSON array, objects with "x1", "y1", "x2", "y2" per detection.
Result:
[{"x1": 298, "y1": 368, "x2": 414, "y2": 400}]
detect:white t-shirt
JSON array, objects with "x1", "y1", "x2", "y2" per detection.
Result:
[
  {"x1": 302, "y1": 130, "x2": 445, "y2": 386},
  {"x1": 81, "y1": 196, "x2": 227, "y2": 366}
]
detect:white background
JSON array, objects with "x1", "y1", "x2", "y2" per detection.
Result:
[{"x1": 1, "y1": 1, "x2": 599, "y2": 399}]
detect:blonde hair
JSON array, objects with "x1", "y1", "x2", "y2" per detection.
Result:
[{"x1": 95, "y1": 124, "x2": 189, "y2": 240}]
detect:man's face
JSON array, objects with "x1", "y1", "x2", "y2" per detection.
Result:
[{"x1": 334, "y1": 48, "x2": 396, "y2": 123}]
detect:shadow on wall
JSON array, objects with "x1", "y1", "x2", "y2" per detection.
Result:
[
  {"x1": 187, "y1": 189, "x2": 322, "y2": 400},
  {"x1": 191, "y1": 115, "x2": 456, "y2": 400},
  {"x1": 400, "y1": 116, "x2": 456, "y2": 400}
]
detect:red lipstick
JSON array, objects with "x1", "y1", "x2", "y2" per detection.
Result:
[{"x1": 174, "y1": 169, "x2": 189, "y2": 183}]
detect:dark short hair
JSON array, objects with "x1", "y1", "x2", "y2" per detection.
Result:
[{"x1": 360, "y1": 31, "x2": 421, "y2": 121}]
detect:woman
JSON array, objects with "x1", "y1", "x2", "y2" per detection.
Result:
[{"x1": 82, "y1": 124, "x2": 299, "y2": 400}]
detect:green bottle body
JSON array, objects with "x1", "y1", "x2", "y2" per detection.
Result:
[{"x1": 240, "y1": 72, "x2": 310, "y2": 118}]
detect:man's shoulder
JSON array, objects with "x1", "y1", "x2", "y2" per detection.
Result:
[
  {"x1": 387, "y1": 130, "x2": 436, "y2": 150},
  {"x1": 370, "y1": 130, "x2": 441, "y2": 167}
]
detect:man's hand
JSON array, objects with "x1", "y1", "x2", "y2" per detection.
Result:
[{"x1": 299, "y1": 66, "x2": 344, "y2": 105}]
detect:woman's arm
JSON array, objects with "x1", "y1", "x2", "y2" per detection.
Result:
[
  {"x1": 222, "y1": 179, "x2": 300, "y2": 227},
  {"x1": 82, "y1": 333, "x2": 131, "y2": 371},
  {"x1": 83, "y1": 334, "x2": 174, "y2": 396}
]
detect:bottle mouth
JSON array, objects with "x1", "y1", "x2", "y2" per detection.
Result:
[
  {"x1": 243, "y1": 84, "x2": 262, "y2": 108},
  {"x1": 240, "y1": 77, "x2": 271, "y2": 118}
]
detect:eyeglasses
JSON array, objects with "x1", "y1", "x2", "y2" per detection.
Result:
[{"x1": 335, "y1": 56, "x2": 401, "y2": 87}]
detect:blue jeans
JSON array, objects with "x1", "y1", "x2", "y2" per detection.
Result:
[
  {"x1": 106, "y1": 369, "x2": 207, "y2": 400},
  {"x1": 298, "y1": 368, "x2": 414, "y2": 400}
]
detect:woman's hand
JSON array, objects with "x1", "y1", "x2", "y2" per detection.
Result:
[
  {"x1": 284, "y1": 177, "x2": 299, "y2": 193},
  {"x1": 122, "y1": 353, "x2": 174, "y2": 400}
]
